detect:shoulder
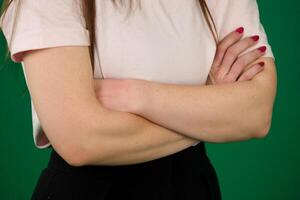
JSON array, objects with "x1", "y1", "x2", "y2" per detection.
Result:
[
  {"x1": 3, "y1": 0, "x2": 85, "y2": 26},
  {"x1": 205, "y1": 0, "x2": 264, "y2": 37},
  {"x1": 206, "y1": 0, "x2": 275, "y2": 60},
  {"x1": 207, "y1": 0, "x2": 261, "y2": 20},
  {"x1": 0, "y1": 0, "x2": 89, "y2": 63},
  {"x1": 206, "y1": 0, "x2": 258, "y2": 10}
]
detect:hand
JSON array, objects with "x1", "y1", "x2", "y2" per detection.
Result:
[
  {"x1": 94, "y1": 78, "x2": 144, "y2": 113},
  {"x1": 206, "y1": 26, "x2": 267, "y2": 85}
]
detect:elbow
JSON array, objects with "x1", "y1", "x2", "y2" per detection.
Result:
[
  {"x1": 55, "y1": 136, "x2": 92, "y2": 167},
  {"x1": 61, "y1": 146, "x2": 89, "y2": 167},
  {"x1": 43, "y1": 105, "x2": 114, "y2": 166},
  {"x1": 250, "y1": 112, "x2": 273, "y2": 139},
  {"x1": 250, "y1": 60, "x2": 277, "y2": 139},
  {"x1": 47, "y1": 124, "x2": 104, "y2": 167},
  {"x1": 59, "y1": 140, "x2": 109, "y2": 167},
  {"x1": 253, "y1": 120, "x2": 271, "y2": 138},
  {"x1": 59, "y1": 130, "x2": 110, "y2": 167},
  {"x1": 61, "y1": 134, "x2": 109, "y2": 167}
]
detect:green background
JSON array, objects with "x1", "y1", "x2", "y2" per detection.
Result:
[{"x1": 0, "y1": 0, "x2": 299, "y2": 199}]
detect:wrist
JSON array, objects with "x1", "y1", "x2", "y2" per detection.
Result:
[{"x1": 128, "y1": 79, "x2": 152, "y2": 115}]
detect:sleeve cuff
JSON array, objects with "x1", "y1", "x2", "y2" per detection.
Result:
[{"x1": 9, "y1": 28, "x2": 90, "y2": 62}]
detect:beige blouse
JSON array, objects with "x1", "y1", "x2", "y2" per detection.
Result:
[{"x1": 1, "y1": 0, "x2": 275, "y2": 149}]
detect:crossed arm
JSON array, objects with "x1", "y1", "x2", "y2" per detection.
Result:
[
  {"x1": 94, "y1": 28, "x2": 277, "y2": 144},
  {"x1": 23, "y1": 46, "x2": 198, "y2": 167},
  {"x1": 23, "y1": 46, "x2": 276, "y2": 167},
  {"x1": 95, "y1": 57, "x2": 277, "y2": 143},
  {"x1": 125, "y1": 57, "x2": 277, "y2": 142}
]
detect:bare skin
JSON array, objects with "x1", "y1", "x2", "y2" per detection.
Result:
[
  {"x1": 22, "y1": 27, "x2": 276, "y2": 166},
  {"x1": 94, "y1": 27, "x2": 277, "y2": 142}
]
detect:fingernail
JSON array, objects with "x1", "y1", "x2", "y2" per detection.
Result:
[
  {"x1": 258, "y1": 61, "x2": 265, "y2": 67},
  {"x1": 235, "y1": 27, "x2": 244, "y2": 34},
  {"x1": 258, "y1": 46, "x2": 267, "y2": 53},
  {"x1": 251, "y1": 35, "x2": 260, "y2": 41}
]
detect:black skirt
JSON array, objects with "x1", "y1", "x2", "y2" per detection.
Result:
[{"x1": 31, "y1": 142, "x2": 221, "y2": 200}]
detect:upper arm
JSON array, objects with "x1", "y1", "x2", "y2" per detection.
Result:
[
  {"x1": 212, "y1": 0, "x2": 277, "y2": 133},
  {"x1": 211, "y1": 0, "x2": 277, "y2": 99},
  {"x1": 23, "y1": 46, "x2": 102, "y2": 161},
  {"x1": 0, "y1": 0, "x2": 101, "y2": 157},
  {"x1": 216, "y1": 0, "x2": 277, "y2": 106},
  {"x1": 247, "y1": 57, "x2": 277, "y2": 136},
  {"x1": 252, "y1": 57, "x2": 277, "y2": 105}
]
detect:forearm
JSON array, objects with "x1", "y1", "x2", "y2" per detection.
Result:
[
  {"x1": 21, "y1": 45, "x2": 197, "y2": 167},
  {"x1": 132, "y1": 59, "x2": 277, "y2": 142},
  {"x1": 78, "y1": 99, "x2": 198, "y2": 166}
]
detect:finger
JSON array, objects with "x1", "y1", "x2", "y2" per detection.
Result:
[
  {"x1": 237, "y1": 62, "x2": 265, "y2": 82},
  {"x1": 226, "y1": 45, "x2": 267, "y2": 81},
  {"x1": 212, "y1": 26, "x2": 244, "y2": 68},
  {"x1": 218, "y1": 35, "x2": 260, "y2": 79}
]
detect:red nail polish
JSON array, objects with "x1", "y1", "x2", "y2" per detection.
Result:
[
  {"x1": 235, "y1": 27, "x2": 244, "y2": 34},
  {"x1": 251, "y1": 35, "x2": 260, "y2": 41},
  {"x1": 258, "y1": 62, "x2": 265, "y2": 67},
  {"x1": 258, "y1": 46, "x2": 267, "y2": 53}
]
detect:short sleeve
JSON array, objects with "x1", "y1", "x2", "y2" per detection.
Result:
[
  {"x1": 214, "y1": 0, "x2": 275, "y2": 60},
  {"x1": 0, "y1": 0, "x2": 90, "y2": 63}
]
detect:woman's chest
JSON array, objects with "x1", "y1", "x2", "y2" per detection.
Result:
[{"x1": 94, "y1": 0, "x2": 216, "y2": 85}]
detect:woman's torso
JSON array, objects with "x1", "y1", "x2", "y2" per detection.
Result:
[
  {"x1": 2, "y1": 0, "x2": 274, "y2": 148},
  {"x1": 28, "y1": 0, "x2": 218, "y2": 148},
  {"x1": 93, "y1": 0, "x2": 216, "y2": 85}
]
